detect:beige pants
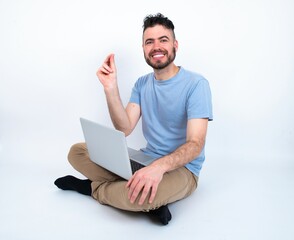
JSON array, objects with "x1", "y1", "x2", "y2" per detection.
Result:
[{"x1": 68, "y1": 143, "x2": 198, "y2": 212}]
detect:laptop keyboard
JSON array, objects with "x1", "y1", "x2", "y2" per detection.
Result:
[{"x1": 130, "y1": 160, "x2": 145, "y2": 173}]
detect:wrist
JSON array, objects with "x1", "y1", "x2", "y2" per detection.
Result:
[
  {"x1": 104, "y1": 85, "x2": 119, "y2": 96},
  {"x1": 151, "y1": 157, "x2": 171, "y2": 173}
]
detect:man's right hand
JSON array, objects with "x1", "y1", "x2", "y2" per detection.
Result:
[{"x1": 96, "y1": 53, "x2": 117, "y2": 91}]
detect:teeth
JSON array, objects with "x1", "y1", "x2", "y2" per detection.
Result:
[{"x1": 153, "y1": 54, "x2": 164, "y2": 58}]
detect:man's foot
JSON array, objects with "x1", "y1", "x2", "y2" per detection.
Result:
[
  {"x1": 148, "y1": 205, "x2": 172, "y2": 225},
  {"x1": 54, "y1": 175, "x2": 92, "y2": 196}
]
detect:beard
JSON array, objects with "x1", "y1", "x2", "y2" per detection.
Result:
[{"x1": 144, "y1": 47, "x2": 176, "y2": 70}]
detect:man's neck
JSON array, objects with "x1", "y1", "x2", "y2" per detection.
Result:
[{"x1": 153, "y1": 64, "x2": 179, "y2": 81}]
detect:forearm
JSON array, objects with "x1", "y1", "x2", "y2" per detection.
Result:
[
  {"x1": 151, "y1": 139, "x2": 204, "y2": 173},
  {"x1": 104, "y1": 87, "x2": 131, "y2": 135}
]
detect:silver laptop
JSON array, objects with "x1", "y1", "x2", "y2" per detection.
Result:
[{"x1": 80, "y1": 117, "x2": 157, "y2": 180}]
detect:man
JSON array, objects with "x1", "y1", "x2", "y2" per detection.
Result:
[{"x1": 54, "y1": 13, "x2": 213, "y2": 225}]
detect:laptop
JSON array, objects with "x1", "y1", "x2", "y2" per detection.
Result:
[{"x1": 80, "y1": 117, "x2": 157, "y2": 180}]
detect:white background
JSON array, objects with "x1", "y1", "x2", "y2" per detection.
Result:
[{"x1": 0, "y1": 0, "x2": 293, "y2": 239}]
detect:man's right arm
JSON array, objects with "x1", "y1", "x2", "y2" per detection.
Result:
[
  {"x1": 105, "y1": 88, "x2": 141, "y2": 136},
  {"x1": 96, "y1": 53, "x2": 141, "y2": 136}
]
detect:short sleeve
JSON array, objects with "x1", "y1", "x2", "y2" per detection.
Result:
[
  {"x1": 187, "y1": 79, "x2": 213, "y2": 121},
  {"x1": 129, "y1": 80, "x2": 141, "y2": 105}
]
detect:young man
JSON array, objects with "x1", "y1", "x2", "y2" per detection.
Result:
[{"x1": 54, "y1": 13, "x2": 213, "y2": 225}]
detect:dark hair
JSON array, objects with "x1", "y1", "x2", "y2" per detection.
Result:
[{"x1": 143, "y1": 13, "x2": 175, "y2": 38}]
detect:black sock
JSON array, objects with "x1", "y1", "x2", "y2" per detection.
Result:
[
  {"x1": 149, "y1": 205, "x2": 172, "y2": 225},
  {"x1": 54, "y1": 175, "x2": 92, "y2": 196}
]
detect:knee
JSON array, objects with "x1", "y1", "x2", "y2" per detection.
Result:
[{"x1": 67, "y1": 142, "x2": 87, "y2": 165}]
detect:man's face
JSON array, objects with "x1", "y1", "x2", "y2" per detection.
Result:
[{"x1": 142, "y1": 25, "x2": 178, "y2": 70}]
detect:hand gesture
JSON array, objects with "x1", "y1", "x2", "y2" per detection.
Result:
[{"x1": 96, "y1": 53, "x2": 117, "y2": 90}]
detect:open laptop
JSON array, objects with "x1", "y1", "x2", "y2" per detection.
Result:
[{"x1": 80, "y1": 117, "x2": 157, "y2": 180}]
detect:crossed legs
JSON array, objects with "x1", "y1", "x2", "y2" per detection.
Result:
[{"x1": 54, "y1": 143, "x2": 198, "y2": 225}]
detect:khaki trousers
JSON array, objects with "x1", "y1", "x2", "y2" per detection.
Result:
[{"x1": 68, "y1": 143, "x2": 198, "y2": 212}]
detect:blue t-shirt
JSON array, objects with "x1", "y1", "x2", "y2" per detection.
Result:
[{"x1": 129, "y1": 67, "x2": 213, "y2": 176}]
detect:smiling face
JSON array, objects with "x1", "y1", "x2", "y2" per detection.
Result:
[{"x1": 142, "y1": 25, "x2": 178, "y2": 70}]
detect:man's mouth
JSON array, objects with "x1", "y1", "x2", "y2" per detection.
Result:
[{"x1": 152, "y1": 53, "x2": 165, "y2": 59}]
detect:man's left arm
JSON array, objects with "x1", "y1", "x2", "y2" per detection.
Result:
[
  {"x1": 153, "y1": 118, "x2": 208, "y2": 172},
  {"x1": 126, "y1": 118, "x2": 208, "y2": 205}
]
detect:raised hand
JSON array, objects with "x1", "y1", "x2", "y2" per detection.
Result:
[{"x1": 96, "y1": 53, "x2": 117, "y2": 90}]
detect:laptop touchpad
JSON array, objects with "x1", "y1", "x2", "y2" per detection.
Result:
[{"x1": 130, "y1": 153, "x2": 155, "y2": 164}]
